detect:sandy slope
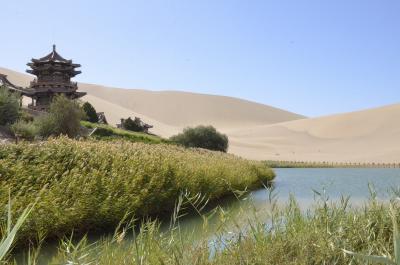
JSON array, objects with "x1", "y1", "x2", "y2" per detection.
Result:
[
  {"x1": 1, "y1": 66, "x2": 399, "y2": 163},
  {"x1": 228, "y1": 103, "x2": 400, "y2": 163},
  {"x1": 0, "y1": 67, "x2": 304, "y2": 135}
]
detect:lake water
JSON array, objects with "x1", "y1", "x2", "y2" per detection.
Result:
[
  {"x1": 168, "y1": 168, "x2": 400, "y2": 237},
  {"x1": 256, "y1": 168, "x2": 400, "y2": 206}
]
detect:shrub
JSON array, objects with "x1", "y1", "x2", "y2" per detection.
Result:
[
  {"x1": 18, "y1": 110, "x2": 34, "y2": 123},
  {"x1": 0, "y1": 86, "x2": 20, "y2": 126},
  {"x1": 35, "y1": 114, "x2": 56, "y2": 137},
  {"x1": 10, "y1": 120, "x2": 37, "y2": 141},
  {"x1": 122, "y1": 117, "x2": 144, "y2": 132},
  {"x1": 36, "y1": 95, "x2": 85, "y2": 138},
  {"x1": 82, "y1": 102, "x2": 99, "y2": 123},
  {"x1": 170, "y1": 125, "x2": 229, "y2": 152}
]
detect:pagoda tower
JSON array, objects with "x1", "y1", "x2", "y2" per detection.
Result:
[{"x1": 25, "y1": 45, "x2": 86, "y2": 111}]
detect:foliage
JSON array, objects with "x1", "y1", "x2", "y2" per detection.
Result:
[
  {"x1": 0, "y1": 86, "x2": 20, "y2": 126},
  {"x1": 122, "y1": 117, "x2": 147, "y2": 132},
  {"x1": 15, "y1": 190, "x2": 400, "y2": 265},
  {"x1": 81, "y1": 121, "x2": 168, "y2": 144},
  {"x1": 0, "y1": 137, "x2": 274, "y2": 246},
  {"x1": 10, "y1": 120, "x2": 37, "y2": 141},
  {"x1": 170, "y1": 125, "x2": 229, "y2": 152},
  {"x1": 343, "y1": 202, "x2": 400, "y2": 264},
  {"x1": 0, "y1": 192, "x2": 35, "y2": 262},
  {"x1": 18, "y1": 110, "x2": 34, "y2": 123},
  {"x1": 36, "y1": 95, "x2": 85, "y2": 138},
  {"x1": 82, "y1": 102, "x2": 99, "y2": 123}
]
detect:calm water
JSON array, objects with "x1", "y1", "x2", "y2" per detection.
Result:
[
  {"x1": 254, "y1": 168, "x2": 400, "y2": 207},
  {"x1": 164, "y1": 168, "x2": 400, "y2": 237},
  {"x1": 34, "y1": 168, "x2": 400, "y2": 262}
]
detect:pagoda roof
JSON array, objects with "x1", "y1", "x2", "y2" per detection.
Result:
[
  {"x1": 31, "y1": 45, "x2": 75, "y2": 64},
  {"x1": 0, "y1": 73, "x2": 27, "y2": 94}
]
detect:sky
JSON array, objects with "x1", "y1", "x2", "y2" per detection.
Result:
[{"x1": 1, "y1": 0, "x2": 399, "y2": 117}]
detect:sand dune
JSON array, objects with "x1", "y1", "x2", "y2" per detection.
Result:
[
  {"x1": 1, "y1": 66, "x2": 399, "y2": 163},
  {"x1": 0, "y1": 67, "x2": 304, "y2": 135},
  {"x1": 79, "y1": 84, "x2": 304, "y2": 129},
  {"x1": 228, "y1": 104, "x2": 400, "y2": 163}
]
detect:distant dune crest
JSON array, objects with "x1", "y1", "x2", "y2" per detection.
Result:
[{"x1": 1, "y1": 66, "x2": 399, "y2": 163}]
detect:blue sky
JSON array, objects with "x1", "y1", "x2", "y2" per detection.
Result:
[{"x1": 1, "y1": 0, "x2": 399, "y2": 117}]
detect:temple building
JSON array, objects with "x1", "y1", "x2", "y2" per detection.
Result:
[
  {"x1": 0, "y1": 45, "x2": 86, "y2": 111},
  {"x1": 24, "y1": 45, "x2": 86, "y2": 111}
]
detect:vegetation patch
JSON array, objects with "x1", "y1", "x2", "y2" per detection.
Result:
[
  {"x1": 0, "y1": 86, "x2": 20, "y2": 126},
  {"x1": 0, "y1": 137, "x2": 274, "y2": 245},
  {"x1": 5, "y1": 190, "x2": 400, "y2": 264},
  {"x1": 170, "y1": 125, "x2": 229, "y2": 152},
  {"x1": 81, "y1": 121, "x2": 168, "y2": 144},
  {"x1": 82, "y1": 102, "x2": 99, "y2": 123}
]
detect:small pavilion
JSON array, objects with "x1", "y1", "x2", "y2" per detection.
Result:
[
  {"x1": 25, "y1": 45, "x2": 86, "y2": 111},
  {"x1": 0, "y1": 45, "x2": 86, "y2": 111}
]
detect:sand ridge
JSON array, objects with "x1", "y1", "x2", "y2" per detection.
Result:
[{"x1": 1, "y1": 66, "x2": 399, "y2": 163}]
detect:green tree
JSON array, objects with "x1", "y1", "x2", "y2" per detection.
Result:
[
  {"x1": 0, "y1": 86, "x2": 20, "y2": 126},
  {"x1": 122, "y1": 117, "x2": 144, "y2": 132},
  {"x1": 82, "y1": 102, "x2": 99, "y2": 123},
  {"x1": 36, "y1": 95, "x2": 85, "y2": 138},
  {"x1": 170, "y1": 125, "x2": 229, "y2": 152}
]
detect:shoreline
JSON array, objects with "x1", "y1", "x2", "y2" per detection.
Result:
[{"x1": 265, "y1": 160, "x2": 400, "y2": 168}]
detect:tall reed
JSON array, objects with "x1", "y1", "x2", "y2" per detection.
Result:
[{"x1": 0, "y1": 137, "x2": 274, "y2": 246}]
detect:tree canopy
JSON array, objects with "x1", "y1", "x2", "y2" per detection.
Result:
[
  {"x1": 0, "y1": 86, "x2": 20, "y2": 126},
  {"x1": 170, "y1": 125, "x2": 229, "y2": 152},
  {"x1": 37, "y1": 95, "x2": 85, "y2": 138},
  {"x1": 82, "y1": 102, "x2": 99, "y2": 123}
]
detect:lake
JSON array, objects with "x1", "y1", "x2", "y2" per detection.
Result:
[
  {"x1": 257, "y1": 168, "x2": 400, "y2": 206},
  {"x1": 168, "y1": 168, "x2": 400, "y2": 238}
]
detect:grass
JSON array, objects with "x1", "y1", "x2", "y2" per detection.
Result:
[
  {"x1": 343, "y1": 201, "x2": 400, "y2": 264},
  {"x1": 0, "y1": 191, "x2": 35, "y2": 262},
  {"x1": 0, "y1": 137, "x2": 274, "y2": 247},
  {"x1": 81, "y1": 121, "x2": 169, "y2": 144},
  {"x1": 6, "y1": 189, "x2": 400, "y2": 264}
]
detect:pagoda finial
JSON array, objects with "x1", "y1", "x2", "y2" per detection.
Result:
[{"x1": 52, "y1": 44, "x2": 56, "y2": 52}]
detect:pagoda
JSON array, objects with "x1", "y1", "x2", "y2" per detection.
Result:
[{"x1": 25, "y1": 45, "x2": 86, "y2": 111}]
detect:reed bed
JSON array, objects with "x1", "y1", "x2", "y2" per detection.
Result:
[
  {"x1": 14, "y1": 190, "x2": 400, "y2": 265},
  {"x1": 0, "y1": 137, "x2": 274, "y2": 246}
]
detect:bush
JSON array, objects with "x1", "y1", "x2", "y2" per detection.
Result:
[
  {"x1": 0, "y1": 138, "x2": 275, "y2": 244},
  {"x1": 36, "y1": 95, "x2": 85, "y2": 138},
  {"x1": 122, "y1": 117, "x2": 144, "y2": 132},
  {"x1": 0, "y1": 86, "x2": 20, "y2": 125},
  {"x1": 10, "y1": 120, "x2": 37, "y2": 141},
  {"x1": 82, "y1": 102, "x2": 98, "y2": 123},
  {"x1": 19, "y1": 110, "x2": 34, "y2": 123},
  {"x1": 170, "y1": 125, "x2": 229, "y2": 152}
]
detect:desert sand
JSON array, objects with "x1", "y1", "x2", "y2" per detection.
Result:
[{"x1": 1, "y1": 66, "x2": 399, "y2": 163}]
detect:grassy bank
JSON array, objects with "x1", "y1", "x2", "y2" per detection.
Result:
[
  {"x1": 265, "y1": 160, "x2": 400, "y2": 168},
  {"x1": 81, "y1": 121, "x2": 169, "y2": 144},
  {"x1": 14, "y1": 191, "x2": 400, "y2": 264},
  {"x1": 0, "y1": 137, "x2": 274, "y2": 245}
]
